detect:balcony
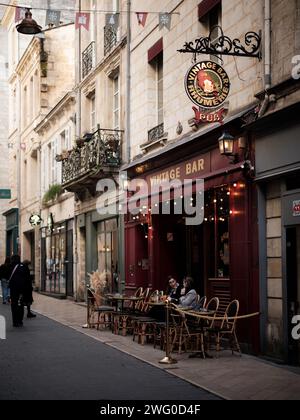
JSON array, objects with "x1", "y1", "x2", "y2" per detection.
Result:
[
  {"x1": 104, "y1": 25, "x2": 118, "y2": 56},
  {"x1": 62, "y1": 128, "x2": 122, "y2": 196},
  {"x1": 82, "y1": 41, "x2": 95, "y2": 79}
]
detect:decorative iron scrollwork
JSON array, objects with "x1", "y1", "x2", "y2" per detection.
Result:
[
  {"x1": 62, "y1": 128, "x2": 122, "y2": 186},
  {"x1": 148, "y1": 123, "x2": 165, "y2": 144},
  {"x1": 178, "y1": 26, "x2": 262, "y2": 61}
]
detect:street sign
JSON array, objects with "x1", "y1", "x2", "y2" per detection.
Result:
[{"x1": 0, "y1": 189, "x2": 11, "y2": 199}]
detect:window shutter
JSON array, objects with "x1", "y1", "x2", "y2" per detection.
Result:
[{"x1": 198, "y1": 0, "x2": 221, "y2": 21}]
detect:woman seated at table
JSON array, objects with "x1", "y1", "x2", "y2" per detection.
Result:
[{"x1": 178, "y1": 277, "x2": 198, "y2": 309}]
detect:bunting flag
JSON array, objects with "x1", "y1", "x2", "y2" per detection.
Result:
[
  {"x1": 159, "y1": 12, "x2": 172, "y2": 30},
  {"x1": 75, "y1": 12, "x2": 90, "y2": 30},
  {"x1": 15, "y1": 7, "x2": 26, "y2": 23},
  {"x1": 45, "y1": 10, "x2": 61, "y2": 27},
  {"x1": 136, "y1": 12, "x2": 148, "y2": 27},
  {"x1": 105, "y1": 13, "x2": 119, "y2": 28}
]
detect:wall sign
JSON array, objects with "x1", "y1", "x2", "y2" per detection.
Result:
[
  {"x1": 0, "y1": 189, "x2": 11, "y2": 199},
  {"x1": 185, "y1": 60, "x2": 230, "y2": 124},
  {"x1": 293, "y1": 200, "x2": 300, "y2": 217}
]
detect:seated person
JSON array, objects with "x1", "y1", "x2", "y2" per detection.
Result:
[
  {"x1": 178, "y1": 277, "x2": 198, "y2": 309},
  {"x1": 166, "y1": 276, "x2": 181, "y2": 304},
  {"x1": 148, "y1": 275, "x2": 181, "y2": 322}
]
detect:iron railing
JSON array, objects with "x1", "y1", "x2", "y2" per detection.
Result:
[
  {"x1": 82, "y1": 41, "x2": 95, "y2": 79},
  {"x1": 148, "y1": 123, "x2": 164, "y2": 144},
  {"x1": 62, "y1": 128, "x2": 122, "y2": 186},
  {"x1": 104, "y1": 25, "x2": 118, "y2": 56}
]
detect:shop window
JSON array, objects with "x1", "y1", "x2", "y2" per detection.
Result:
[
  {"x1": 97, "y1": 219, "x2": 119, "y2": 293},
  {"x1": 45, "y1": 223, "x2": 67, "y2": 295},
  {"x1": 205, "y1": 186, "x2": 230, "y2": 278}
]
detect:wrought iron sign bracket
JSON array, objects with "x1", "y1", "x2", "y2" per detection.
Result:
[{"x1": 178, "y1": 26, "x2": 262, "y2": 61}]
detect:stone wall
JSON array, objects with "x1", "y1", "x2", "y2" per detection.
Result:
[{"x1": 265, "y1": 180, "x2": 283, "y2": 358}]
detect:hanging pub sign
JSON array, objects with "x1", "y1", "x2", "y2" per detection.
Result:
[
  {"x1": 29, "y1": 214, "x2": 42, "y2": 226},
  {"x1": 185, "y1": 60, "x2": 230, "y2": 125}
]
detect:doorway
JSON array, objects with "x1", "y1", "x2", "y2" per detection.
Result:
[
  {"x1": 66, "y1": 226, "x2": 74, "y2": 297},
  {"x1": 286, "y1": 226, "x2": 300, "y2": 365}
]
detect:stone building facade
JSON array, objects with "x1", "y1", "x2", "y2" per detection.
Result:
[
  {"x1": 0, "y1": 27, "x2": 9, "y2": 263},
  {"x1": 1, "y1": 0, "x2": 300, "y2": 363},
  {"x1": 1, "y1": 1, "x2": 76, "y2": 287}
]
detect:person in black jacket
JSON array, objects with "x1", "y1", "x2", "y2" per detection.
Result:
[
  {"x1": 9, "y1": 255, "x2": 29, "y2": 327},
  {"x1": 22, "y1": 260, "x2": 36, "y2": 318},
  {"x1": 0, "y1": 257, "x2": 11, "y2": 304},
  {"x1": 166, "y1": 276, "x2": 182, "y2": 304}
]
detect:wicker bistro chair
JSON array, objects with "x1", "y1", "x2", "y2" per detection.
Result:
[
  {"x1": 87, "y1": 288, "x2": 115, "y2": 330},
  {"x1": 206, "y1": 299, "x2": 241, "y2": 356},
  {"x1": 113, "y1": 287, "x2": 151, "y2": 336},
  {"x1": 132, "y1": 290, "x2": 160, "y2": 345}
]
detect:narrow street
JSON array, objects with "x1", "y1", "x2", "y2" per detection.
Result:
[{"x1": 0, "y1": 303, "x2": 220, "y2": 401}]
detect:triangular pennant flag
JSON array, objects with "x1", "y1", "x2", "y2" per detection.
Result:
[
  {"x1": 45, "y1": 10, "x2": 61, "y2": 27},
  {"x1": 105, "y1": 13, "x2": 119, "y2": 28},
  {"x1": 75, "y1": 12, "x2": 90, "y2": 30},
  {"x1": 159, "y1": 12, "x2": 172, "y2": 30},
  {"x1": 15, "y1": 7, "x2": 26, "y2": 23},
  {"x1": 136, "y1": 12, "x2": 148, "y2": 27}
]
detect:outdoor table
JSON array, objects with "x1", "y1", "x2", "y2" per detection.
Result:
[
  {"x1": 180, "y1": 308, "x2": 216, "y2": 359},
  {"x1": 106, "y1": 294, "x2": 144, "y2": 336},
  {"x1": 106, "y1": 294, "x2": 143, "y2": 312}
]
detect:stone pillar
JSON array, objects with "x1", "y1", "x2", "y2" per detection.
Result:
[{"x1": 265, "y1": 180, "x2": 284, "y2": 358}]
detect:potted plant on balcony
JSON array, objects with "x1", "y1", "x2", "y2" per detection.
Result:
[
  {"x1": 43, "y1": 183, "x2": 63, "y2": 205},
  {"x1": 76, "y1": 137, "x2": 85, "y2": 147},
  {"x1": 55, "y1": 149, "x2": 69, "y2": 161}
]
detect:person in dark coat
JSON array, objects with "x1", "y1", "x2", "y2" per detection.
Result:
[
  {"x1": 0, "y1": 257, "x2": 11, "y2": 304},
  {"x1": 22, "y1": 260, "x2": 36, "y2": 318},
  {"x1": 9, "y1": 255, "x2": 29, "y2": 327},
  {"x1": 166, "y1": 276, "x2": 181, "y2": 304}
]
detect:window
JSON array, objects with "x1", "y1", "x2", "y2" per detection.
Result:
[
  {"x1": 90, "y1": 0, "x2": 96, "y2": 42},
  {"x1": 205, "y1": 186, "x2": 230, "y2": 278},
  {"x1": 156, "y1": 53, "x2": 163, "y2": 125},
  {"x1": 208, "y1": 3, "x2": 222, "y2": 63},
  {"x1": 97, "y1": 219, "x2": 119, "y2": 294},
  {"x1": 90, "y1": 94, "x2": 96, "y2": 132},
  {"x1": 113, "y1": 75, "x2": 120, "y2": 130},
  {"x1": 23, "y1": 86, "x2": 27, "y2": 128},
  {"x1": 30, "y1": 77, "x2": 34, "y2": 122}
]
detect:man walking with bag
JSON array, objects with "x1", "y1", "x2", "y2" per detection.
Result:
[{"x1": 9, "y1": 255, "x2": 29, "y2": 328}]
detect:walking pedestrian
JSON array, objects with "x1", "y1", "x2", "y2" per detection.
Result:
[
  {"x1": 0, "y1": 257, "x2": 11, "y2": 304},
  {"x1": 9, "y1": 255, "x2": 29, "y2": 327},
  {"x1": 22, "y1": 260, "x2": 36, "y2": 318}
]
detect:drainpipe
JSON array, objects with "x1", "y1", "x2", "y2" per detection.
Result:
[
  {"x1": 258, "y1": 0, "x2": 271, "y2": 118},
  {"x1": 76, "y1": 0, "x2": 82, "y2": 138},
  {"x1": 126, "y1": 0, "x2": 131, "y2": 162}
]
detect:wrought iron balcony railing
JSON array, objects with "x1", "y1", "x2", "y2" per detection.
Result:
[
  {"x1": 82, "y1": 41, "x2": 95, "y2": 79},
  {"x1": 148, "y1": 123, "x2": 164, "y2": 144},
  {"x1": 104, "y1": 25, "x2": 118, "y2": 56},
  {"x1": 62, "y1": 128, "x2": 122, "y2": 187}
]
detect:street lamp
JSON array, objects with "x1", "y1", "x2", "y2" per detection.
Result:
[
  {"x1": 16, "y1": 9, "x2": 42, "y2": 35},
  {"x1": 218, "y1": 131, "x2": 235, "y2": 157}
]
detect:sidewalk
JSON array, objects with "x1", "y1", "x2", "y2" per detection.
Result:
[{"x1": 31, "y1": 293, "x2": 300, "y2": 400}]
